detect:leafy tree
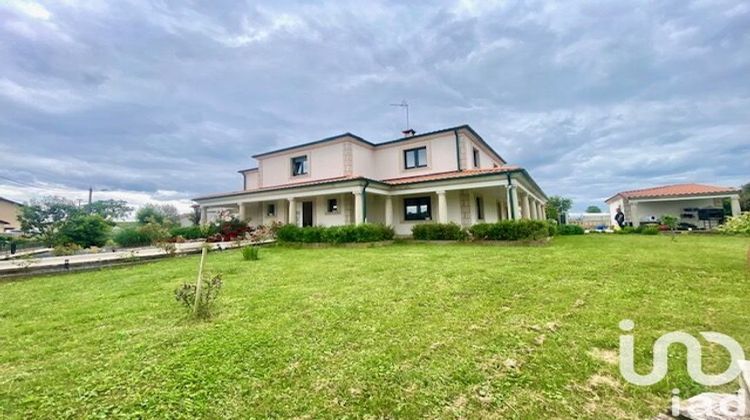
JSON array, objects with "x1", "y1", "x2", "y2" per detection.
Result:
[
  {"x1": 661, "y1": 214, "x2": 679, "y2": 240},
  {"x1": 189, "y1": 205, "x2": 202, "y2": 226},
  {"x1": 84, "y1": 199, "x2": 133, "y2": 220},
  {"x1": 546, "y1": 196, "x2": 573, "y2": 224},
  {"x1": 740, "y1": 182, "x2": 750, "y2": 212},
  {"x1": 58, "y1": 215, "x2": 113, "y2": 247},
  {"x1": 136, "y1": 204, "x2": 180, "y2": 226},
  {"x1": 18, "y1": 197, "x2": 81, "y2": 246},
  {"x1": 585, "y1": 206, "x2": 602, "y2": 213}
]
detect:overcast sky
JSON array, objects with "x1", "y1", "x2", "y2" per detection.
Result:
[{"x1": 1, "y1": 0, "x2": 748, "y2": 213}]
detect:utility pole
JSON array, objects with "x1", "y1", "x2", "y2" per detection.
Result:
[{"x1": 88, "y1": 187, "x2": 93, "y2": 206}]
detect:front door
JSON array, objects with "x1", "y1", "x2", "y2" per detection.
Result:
[{"x1": 302, "y1": 201, "x2": 314, "y2": 227}]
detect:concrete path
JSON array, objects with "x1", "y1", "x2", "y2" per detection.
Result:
[{"x1": 0, "y1": 239, "x2": 274, "y2": 279}]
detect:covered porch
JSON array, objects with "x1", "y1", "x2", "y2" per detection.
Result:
[{"x1": 195, "y1": 173, "x2": 548, "y2": 236}]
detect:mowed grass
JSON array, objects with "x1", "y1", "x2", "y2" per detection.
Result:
[{"x1": 1, "y1": 235, "x2": 749, "y2": 418}]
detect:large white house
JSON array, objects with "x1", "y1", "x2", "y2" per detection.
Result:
[{"x1": 194, "y1": 125, "x2": 548, "y2": 235}]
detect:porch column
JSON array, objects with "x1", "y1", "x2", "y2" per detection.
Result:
[
  {"x1": 731, "y1": 196, "x2": 742, "y2": 217},
  {"x1": 200, "y1": 206, "x2": 208, "y2": 225},
  {"x1": 522, "y1": 193, "x2": 531, "y2": 219},
  {"x1": 238, "y1": 203, "x2": 247, "y2": 222},
  {"x1": 630, "y1": 202, "x2": 640, "y2": 227},
  {"x1": 437, "y1": 190, "x2": 448, "y2": 223},
  {"x1": 530, "y1": 199, "x2": 538, "y2": 220},
  {"x1": 541, "y1": 204, "x2": 546, "y2": 220},
  {"x1": 384, "y1": 195, "x2": 393, "y2": 226},
  {"x1": 508, "y1": 186, "x2": 520, "y2": 220},
  {"x1": 353, "y1": 191, "x2": 363, "y2": 225},
  {"x1": 288, "y1": 198, "x2": 296, "y2": 225}
]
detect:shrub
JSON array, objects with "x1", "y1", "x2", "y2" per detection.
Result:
[
  {"x1": 52, "y1": 243, "x2": 82, "y2": 256},
  {"x1": 169, "y1": 226, "x2": 205, "y2": 240},
  {"x1": 241, "y1": 246, "x2": 259, "y2": 261},
  {"x1": 556, "y1": 224, "x2": 585, "y2": 235},
  {"x1": 276, "y1": 224, "x2": 394, "y2": 243},
  {"x1": 616, "y1": 226, "x2": 636, "y2": 234},
  {"x1": 57, "y1": 214, "x2": 113, "y2": 248},
  {"x1": 718, "y1": 213, "x2": 750, "y2": 235},
  {"x1": 114, "y1": 223, "x2": 169, "y2": 247},
  {"x1": 174, "y1": 274, "x2": 223, "y2": 319},
  {"x1": 469, "y1": 220, "x2": 550, "y2": 241},
  {"x1": 640, "y1": 226, "x2": 660, "y2": 235},
  {"x1": 546, "y1": 220, "x2": 558, "y2": 237},
  {"x1": 411, "y1": 223, "x2": 469, "y2": 241}
]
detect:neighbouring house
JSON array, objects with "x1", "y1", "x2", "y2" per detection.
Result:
[
  {"x1": 605, "y1": 183, "x2": 742, "y2": 229},
  {"x1": 194, "y1": 125, "x2": 548, "y2": 235},
  {"x1": 0, "y1": 197, "x2": 23, "y2": 233},
  {"x1": 568, "y1": 212, "x2": 612, "y2": 230}
]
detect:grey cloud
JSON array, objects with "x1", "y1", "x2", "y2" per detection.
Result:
[{"x1": 0, "y1": 0, "x2": 748, "y2": 211}]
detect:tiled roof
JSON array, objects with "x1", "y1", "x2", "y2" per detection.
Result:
[
  {"x1": 194, "y1": 167, "x2": 526, "y2": 201},
  {"x1": 608, "y1": 183, "x2": 739, "y2": 202},
  {"x1": 382, "y1": 167, "x2": 521, "y2": 185}
]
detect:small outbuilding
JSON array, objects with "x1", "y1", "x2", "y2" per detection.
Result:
[{"x1": 605, "y1": 183, "x2": 741, "y2": 229}]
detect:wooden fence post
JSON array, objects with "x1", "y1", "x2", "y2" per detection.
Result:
[{"x1": 193, "y1": 247, "x2": 207, "y2": 315}]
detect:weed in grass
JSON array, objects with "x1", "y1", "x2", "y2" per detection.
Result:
[{"x1": 241, "y1": 246, "x2": 259, "y2": 261}]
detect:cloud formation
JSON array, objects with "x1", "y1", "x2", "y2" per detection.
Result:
[{"x1": 1, "y1": 0, "x2": 748, "y2": 212}]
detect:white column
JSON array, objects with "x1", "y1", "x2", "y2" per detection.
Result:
[
  {"x1": 509, "y1": 187, "x2": 520, "y2": 220},
  {"x1": 287, "y1": 198, "x2": 296, "y2": 226},
  {"x1": 200, "y1": 207, "x2": 208, "y2": 225},
  {"x1": 522, "y1": 194, "x2": 531, "y2": 219},
  {"x1": 541, "y1": 204, "x2": 546, "y2": 220},
  {"x1": 631, "y1": 202, "x2": 639, "y2": 227},
  {"x1": 530, "y1": 200, "x2": 538, "y2": 220},
  {"x1": 353, "y1": 191, "x2": 363, "y2": 225},
  {"x1": 385, "y1": 196, "x2": 393, "y2": 226},
  {"x1": 437, "y1": 190, "x2": 448, "y2": 223},
  {"x1": 731, "y1": 196, "x2": 741, "y2": 217},
  {"x1": 238, "y1": 203, "x2": 247, "y2": 222}
]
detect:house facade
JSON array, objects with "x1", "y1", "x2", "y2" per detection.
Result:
[
  {"x1": 0, "y1": 197, "x2": 23, "y2": 233},
  {"x1": 194, "y1": 125, "x2": 548, "y2": 236},
  {"x1": 606, "y1": 183, "x2": 742, "y2": 229}
]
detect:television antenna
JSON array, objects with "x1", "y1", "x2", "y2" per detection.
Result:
[{"x1": 390, "y1": 100, "x2": 409, "y2": 130}]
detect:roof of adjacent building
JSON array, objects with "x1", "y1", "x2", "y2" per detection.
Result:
[
  {"x1": 0, "y1": 197, "x2": 23, "y2": 206},
  {"x1": 250, "y1": 124, "x2": 506, "y2": 164},
  {"x1": 193, "y1": 166, "x2": 546, "y2": 201},
  {"x1": 606, "y1": 183, "x2": 740, "y2": 203}
]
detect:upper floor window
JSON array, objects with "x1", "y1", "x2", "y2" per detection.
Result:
[
  {"x1": 404, "y1": 147, "x2": 427, "y2": 169},
  {"x1": 291, "y1": 155, "x2": 308, "y2": 176},
  {"x1": 404, "y1": 196, "x2": 431, "y2": 221},
  {"x1": 473, "y1": 148, "x2": 480, "y2": 168}
]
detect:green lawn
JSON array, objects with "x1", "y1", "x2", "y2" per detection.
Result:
[{"x1": 1, "y1": 235, "x2": 748, "y2": 418}]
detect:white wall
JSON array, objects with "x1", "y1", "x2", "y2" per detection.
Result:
[
  {"x1": 630, "y1": 197, "x2": 721, "y2": 226},
  {"x1": 372, "y1": 132, "x2": 459, "y2": 180},
  {"x1": 258, "y1": 142, "x2": 345, "y2": 188}
]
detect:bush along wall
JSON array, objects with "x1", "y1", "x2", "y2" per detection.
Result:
[
  {"x1": 468, "y1": 220, "x2": 551, "y2": 241},
  {"x1": 556, "y1": 224, "x2": 585, "y2": 235},
  {"x1": 411, "y1": 223, "x2": 469, "y2": 241},
  {"x1": 276, "y1": 224, "x2": 395, "y2": 244}
]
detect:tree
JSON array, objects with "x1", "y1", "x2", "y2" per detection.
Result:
[
  {"x1": 661, "y1": 214, "x2": 679, "y2": 240},
  {"x1": 136, "y1": 204, "x2": 180, "y2": 226},
  {"x1": 586, "y1": 206, "x2": 602, "y2": 213},
  {"x1": 546, "y1": 196, "x2": 573, "y2": 224},
  {"x1": 189, "y1": 205, "x2": 201, "y2": 226},
  {"x1": 18, "y1": 197, "x2": 81, "y2": 246},
  {"x1": 58, "y1": 215, "x2": 113, "y2": 247},
  {"x1": 740, "y1": 182, "x2": 750, "y2": 212},
  {"x1": 84, "y1": 199, "x2": 133, "y2": 220}
]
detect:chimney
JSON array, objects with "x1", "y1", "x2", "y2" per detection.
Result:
[{"x1": 402, "y1": 128, "x2": 416, "y2": 137}]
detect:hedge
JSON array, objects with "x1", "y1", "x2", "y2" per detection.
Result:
[
  {"x1": 411, "y1": 223, "x2": 469, "y2": 241},
  {"x1": 276, "y1": 224, "x2": 394, "y2": 244},
  {"x1": 469, "y1": 220, "x2": 550, "y2": 241},
  {"x1": 556, "y1": 224, "x2": 585, "y2": 235}
]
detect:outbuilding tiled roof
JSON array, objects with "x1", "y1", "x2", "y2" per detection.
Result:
[{"x1": 607, "y1": 183, "x2": 739, "y2": 203}]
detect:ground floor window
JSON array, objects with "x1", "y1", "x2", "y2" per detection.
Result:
[
  {"x1": 327, "y1": 198, "x2": 338, "y2": 213},
  {"x1": 404, "y1": 196, "x2": 431, "y2": 221},
  {"x1": 267, "y1": 203, "x2": 276, "y2": 216},
  {"x1": 476, "y1": 196, "x2": 484, "y2": 220}
]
